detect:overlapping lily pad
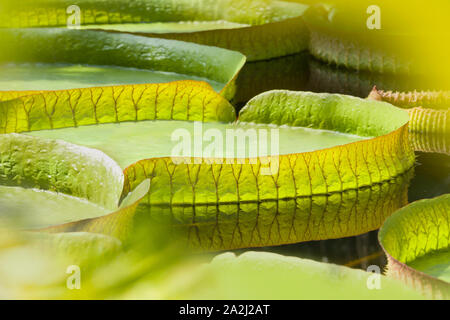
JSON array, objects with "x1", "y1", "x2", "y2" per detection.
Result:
[
  {"x1": 1, "y1": 0, "x2": 309, "y2": 62},
  {"x1": 0, "y1": 230, "x2": 124, "y2": 298},
  {"x1": 134, "y1": 171, "x2": 413, "y2": 251},
  {"x1": 379, "y1": 194, "x2": 450, "y2": 299},
  {"x1": 0, "y1": 133, "x2": 150, "y2": 239},
  {"x1": 368, "y1": 88, "x2": 449, "y2": 155},
  {"x1": 166, "y1": 251, "x2": 423, "y2": 299},
  {"x1": 1, "y1": 88, "x2": 414, "y2": 207},
  {"x1": 7, "y1": 89, "x2": 414, "y2": 250},
  {"x1": 0, "y1": 28, "x2": 245, "y2": 100}
]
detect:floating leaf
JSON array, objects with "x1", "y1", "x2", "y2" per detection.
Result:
[
  {"x1": 0, "y1": 81, "x2": 236, "y2": 134},
  {"x1": 0, "y1": 28, "x2": 245, "y2": 100},
  {"x1": 0, "y1": 133, "x2": 150, "y2": 240},
  {"x1": 379, "y1": 194, "x2": 450, "y2": 299},
  {"x1": 154, "y1": 251, "x2": 423, "y2": 299},
  {"x1": 23, "y1": 90, "x2": 416, "y2": 248},
  {"x1": 1, "y1": 0, "x2": 309, "y2": 62},
  {"x1": 134, "y1": 171, "x2": 413, "y2": 251},
  {"x1": 368, "y1": 87, "x2": 449, "y2": 155},
  {"x1": 65, "y1": 90, "x2": 412, "y2": 207},
  {"x1": 0, "y1": 134, "x2": 123, "y2": 210},
  {"x1": 0, "y1": 230, "x2": 123, "y2": 299},
  {"x1": 1, "y1": 83, "x2": 413, "y2": 245},
  {"x1": 368, "y1": 88, "x2": 449, "y2": 134}
]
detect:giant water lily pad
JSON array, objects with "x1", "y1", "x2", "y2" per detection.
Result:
[
  {"x1": 0, "y1": 28, "x2": 245, "y2": 100},
  {"x1": 1, "y1": 0, "x2": 309, "y2": 62},
  {"x1": 0, "y1": 133, "x2": 150, "y2": 239},
  {"x1": 1, "y1": 89, "x2": 415, "y2": 205},
  {"x1": 7, "y1": 89, "x2": 416, "y2": 249},
  {"x1": 0, "y1": 230, "x2": 124, "y2": 299},
  {"x1": 368, "y1": 88, "x2": 450, "y2": 155},
  {"x1": 131, "y1": 171, "x2": 412, "y2": 251},
  {"x1": 122, "y1": 251, "x2": 423, "y2": 299},
  {"x1": 379, "y1": 194, "x2": 450, "y2": 299}
]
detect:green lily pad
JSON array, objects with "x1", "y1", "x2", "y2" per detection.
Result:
[
  {"x1": 1, "y1": 0, "x2": 309, "y2": 61},
  {"x1": 379, "y1": 194, "x2": 450, "y2": 299},
  {"x1": 0, "y1": 63, "x2": 225, "y2": 93},
  {"x1": 0, "y1": 133, "x2": 150, "y2": 238},
  {"x1": 0, "y1": 230, "x2": 124, "y2": 299},
  {"x1": 0, "y1": 186, "x2": 109, "y2": 229},
  {"x1": 0, "y1": 28, "x2": 245, "y2": 100},
  {"x1": 133, "y1": 171, "x2": 412, "y2": 251},
  {"x1": 127, "y1": 90, "x2": 413, "y2": 206},
  {"x1": 22, "y1": 89, "x2": 415, "y2": 249},
  {"x1": 26, "y1": 120, "x2": 368, "y2": 170},
  {"x1": 368, "y1": 87, "x2": 450, "y2": 155},
  {"x1": 1, "y1": 88, "x2": 414, "y2": 206},
  {"x1": 138, "y1": 251, "x2": 423, "y2": 299}
]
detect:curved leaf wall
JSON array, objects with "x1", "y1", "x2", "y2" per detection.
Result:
[
  {"x1": 379, "y1": 194, "x2": 450, "y2": 299},
  {"x1": 0, "y1": 0, "x2": 309, "y2": 62}
]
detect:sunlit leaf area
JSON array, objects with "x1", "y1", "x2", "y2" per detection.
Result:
[{"x1": 0, "y1": 0, "x2": 448, "y2": 300}]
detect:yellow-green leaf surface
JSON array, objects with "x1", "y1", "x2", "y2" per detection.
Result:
[
  {"x1": 0, "y1": 134, "x2": 123, "y2": 210},
  {"x1": 1, "y1": 86, "x2": 413, "y2": 205},
  {"x1": 124, "y1": 251, "x2": 423, "y2": 299},
  {"x1": 379, "y1": 194, "x2": 450, "y2": 299},
  {"x1": 0, "y1": 230, "x2": 124, "y2": 299},
  {"x1": 0, "y1": 133, "x2": 150, "y2": 239},
  {"x1": 0, "y1": 81, "x2": 236, "y2": 134},
  {"x1": 368, "y1": 88, "x2": 449, "y2": 134},
  {"x1": 368, "y1": 87, "x2": 449, "y2": 155},
  {"x1": 0, "y1": 80, "x2": 232, "y2": 234},
  {"x1": 0, "y1": 28, "x2": 245, "y2": 100},
  {"x1": 91, "y1": 170, "x2": 412, "y2": 251},
  {"x1": 121, "y1": 90, "x2": 413, "y2": 208},
  {"x1": 27, "y1": 121, "x2": 367, "y2": 170},
  {"x1": 1, "y1": 88, "x2": 415, "y2": 249},
  {"x1": 0, "y1": 0, "x2": 309, "y2": 62}
]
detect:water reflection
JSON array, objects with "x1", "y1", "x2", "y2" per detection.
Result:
[
  {"x1": 234, "y1": 53, "x2": 444, "y2": 112},
  {"x1": 135, "y1": 171, "x2": 412, "y2": 253},
  {"x1": 409, "y1": 152, "x2": 450, "y2": 202},
  {"x1": 306, "y1": 57, "x2": 443, "y2": 98},
  {"x1": 234, "y1": 52, "x2": 310, "y2": 108}
]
